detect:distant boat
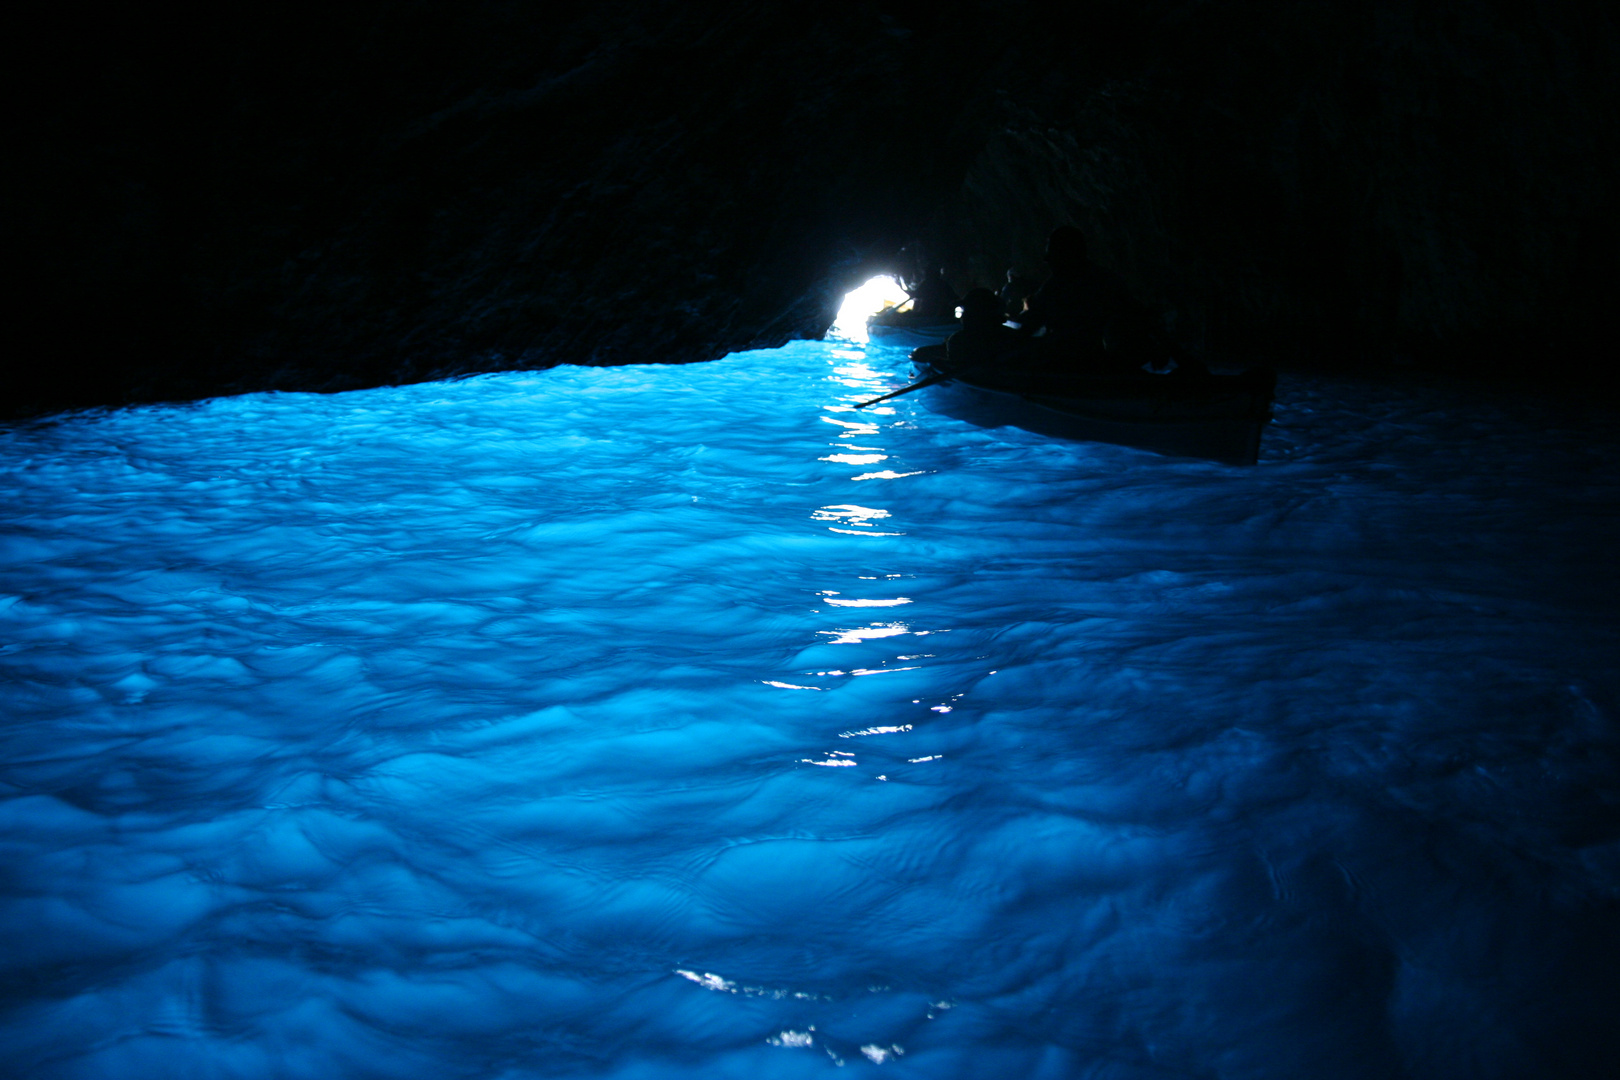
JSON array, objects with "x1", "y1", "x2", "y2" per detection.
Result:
[
  {"x1": 866, "y1": 309, "x2": 957, "y2": 349},
  {"x1": 910, "y1": 345, "x2": 1276, "y2": 465}
]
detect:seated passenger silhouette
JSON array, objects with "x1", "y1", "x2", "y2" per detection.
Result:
[
  {"x1": 905, "y1": 267, "x2": 959, "y2": 323},
  {"x1": 1019, "y1": 226, "x2": 1139, "y2": 376},
  {"x1": 999, "y1": 267, "x2": 1039, "y2": 321},
  {"x1": 945, "y1": 288, "x2": 1020, "y2": 371}
]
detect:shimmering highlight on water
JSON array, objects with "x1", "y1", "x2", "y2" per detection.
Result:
[{"x1": 2, "y1": 339, "x2": 1617, "y2": 1078}]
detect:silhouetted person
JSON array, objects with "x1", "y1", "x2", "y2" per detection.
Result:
[
  {"x1": 945, "y1": 288, "x2": 1020, "y2": 371},
  {"x1": 1019, "y1": 226, "x2": 1200, "y2": 377},
  {"x1": 999, "y1": 268, "x2": 1039, "y2": 321},
  {"x1": 906, "y1": 267, "x2": 959, "y2": 322},
  {"x1": 1018, "y1": 227, "x2": 1131, "y2": 372}
]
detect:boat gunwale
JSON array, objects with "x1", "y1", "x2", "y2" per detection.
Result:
[{"x1": 910, "y1": 349, "x2": 1275, "y2": 464}]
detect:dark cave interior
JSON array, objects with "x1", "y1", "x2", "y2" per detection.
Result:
[
  {"x1": 4, "y1": 9, "x2": 1620, "y2": 1076},
  {"x1": 8, "y1": 0, "x2": 1617, "y2": 417}
]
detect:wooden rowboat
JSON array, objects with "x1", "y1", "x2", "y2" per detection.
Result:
[
  {"x1": 911, "y1": 345, "x2": 1275, "y2": 465},
  {"x1": 865, "y1": 311, "x2": 958, "y2": 349}
]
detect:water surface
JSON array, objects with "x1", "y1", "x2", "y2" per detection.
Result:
[{"x1": 3, "y1": 339, "x2": 1618, "y2": 1078}]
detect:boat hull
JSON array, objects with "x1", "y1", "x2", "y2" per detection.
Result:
[
  {"x1": 866, "y1": 317, "x2": 957, "y2": 349},
  {"x1": 913, "y1": 350, "x2": 1274, "y2": 465}
]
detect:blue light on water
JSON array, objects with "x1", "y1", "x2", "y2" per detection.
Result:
[{"x1": 2, "y1": 338, "x2": 1618, "y2": 1078}]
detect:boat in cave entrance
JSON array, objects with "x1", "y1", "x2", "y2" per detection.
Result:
[
  {"x1": 865, "y1": 308, "x2": 958, "y2": 349},
  {"x1": 910, "y1": 344, "x2": 1276, "y2": 465}
]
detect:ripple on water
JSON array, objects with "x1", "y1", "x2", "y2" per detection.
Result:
[{"x1": 2, "y1": 340, "x2": 1618, "y2": 1078}]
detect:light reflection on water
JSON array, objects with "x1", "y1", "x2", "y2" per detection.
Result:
[{"x1": 1, "y1": 336, "x2": 1618, "y2": 1078}]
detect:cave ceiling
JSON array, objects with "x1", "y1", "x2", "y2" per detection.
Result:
[{"x1": 8, "y1": 1, "x2": 1616, "y2": 416}]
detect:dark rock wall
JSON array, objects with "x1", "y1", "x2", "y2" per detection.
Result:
[
  {"x1": 8, "y1": 1, "x2": 1616, "y2": 416},
  {"x1": 932, "y1": 2, "x2": 1620, "y2": 372}
]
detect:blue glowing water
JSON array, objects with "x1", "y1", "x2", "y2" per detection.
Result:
[{"x1": 3, "y1": 339, "x2": 1618, "y2": 1078}]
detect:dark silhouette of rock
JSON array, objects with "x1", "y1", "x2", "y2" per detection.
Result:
[{"x1": 6, "y1": 1, "x2": 1617, "y2": 417}]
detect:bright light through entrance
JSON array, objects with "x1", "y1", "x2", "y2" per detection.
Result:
[{"x1": 832, "y1": 275, "x2": 911, "y2": 342}]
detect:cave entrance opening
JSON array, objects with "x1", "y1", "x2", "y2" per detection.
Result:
[{"x1": 832, "y1": 275, "x2": 911, "y2": 342}]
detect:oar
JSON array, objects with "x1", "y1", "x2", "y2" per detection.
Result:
[{"x1": 853, "y1": 363, "x2": 973, "y2": 409}]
